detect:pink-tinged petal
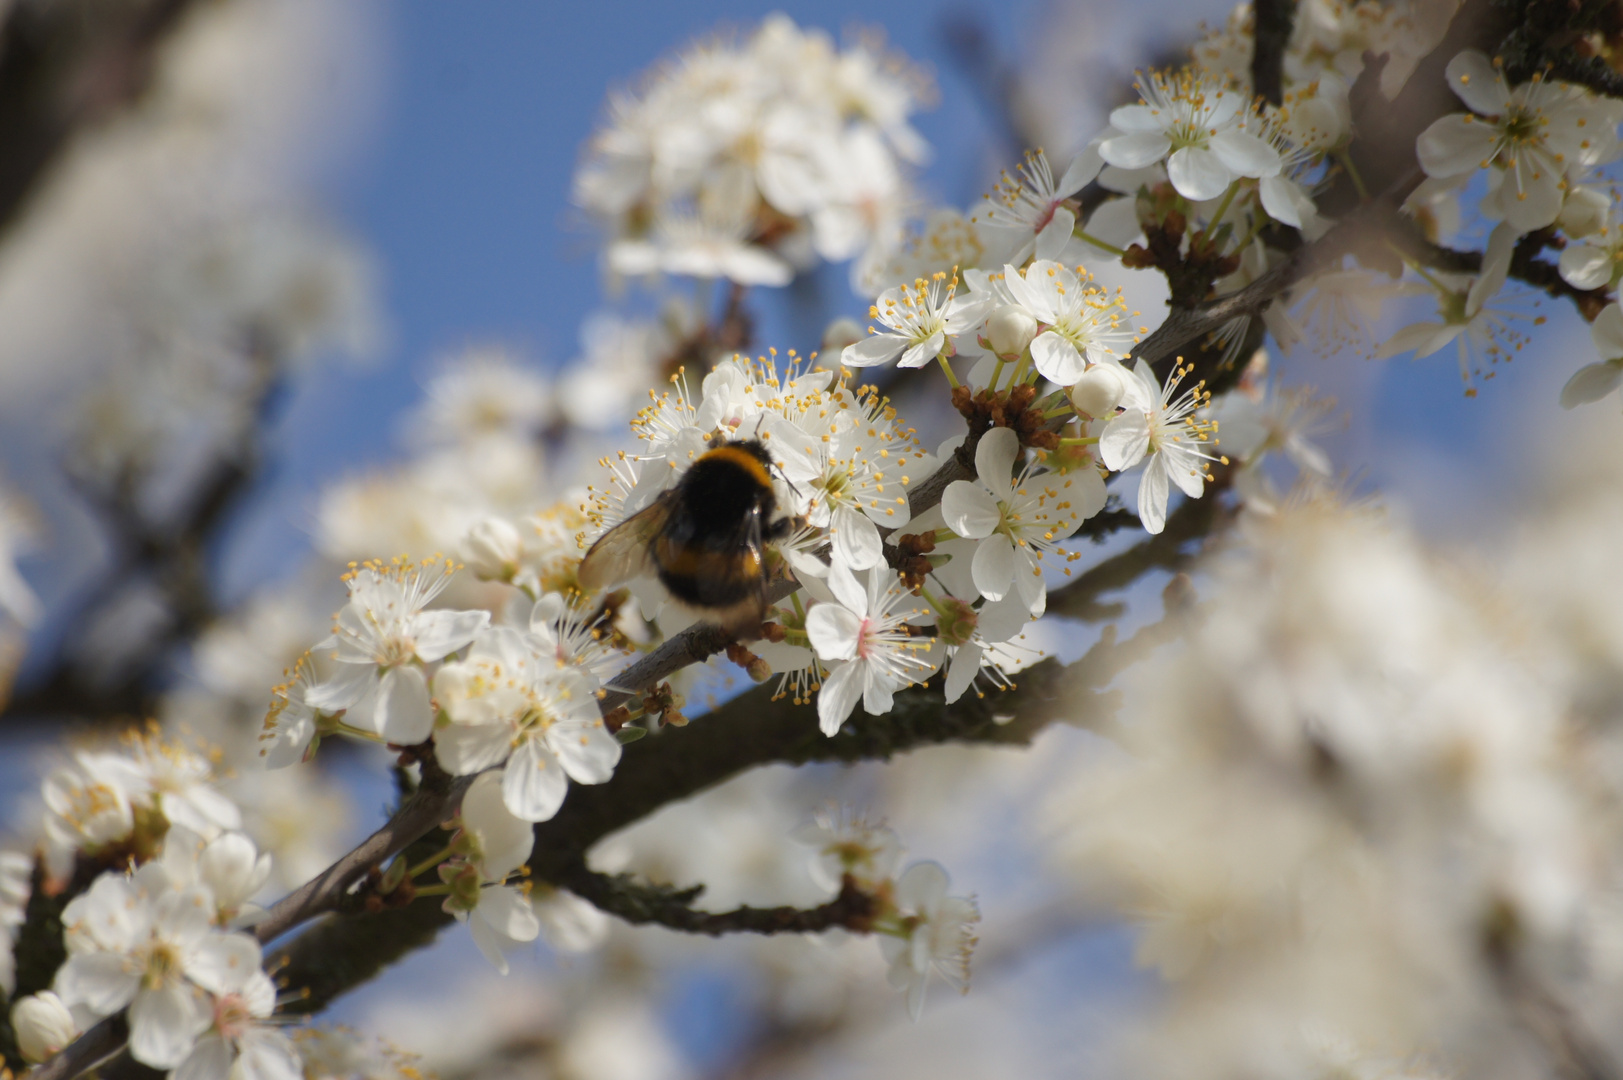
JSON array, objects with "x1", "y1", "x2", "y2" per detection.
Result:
[
  {"x1": 550, "y1": 723, "x2": 621, "y2": 786},
  {"x1": 1034, "y1": 208, "x2": 1076, "y2": 262},
  {"x1": 1030, "y1": 332, "x2": 1086, "y2": 385},
  {"x1": 944, "y1": 644, "x2": 983, "y2": 704},
  {"x1": 128, "y1": 983, "x2": 210, "y2": 1068},
  {"x1": 174, "y1": 1035, "x2": 234, "y2": 1080},
  {"x1": 1416, "y1": 115, "x2": 1498, "y2": 177},
  {"x1": 434, "y1": 721, "x2": 515, "y2": 777},
  {"x1": 1166, "y1": 146, "x2": 1232, "y2": 201},
  {"x1": 1137, "y1": 457, "x2": 1172, "y2": 535},
  {"x1": 1445, "y1": 50, "x2": 1510, "y2": 116},
  {"x1": 185, "y1": 931, "x2": 261, "y2": 997},
  {"x1": 1592, "y1": 303, "x2": 1623, "y2": 357},
  {"x1": 1058, "y1": 143, "x2": 1104, "y2": 195},
  {"x1": 841, "y1": 333, "x2": 908, "y2": 368},
  {"x1": 1210, "y1": 129, "x2": 1281, "y2": 178},
  {"x1": 971, "y1": 534, "x2": 1015, "y2": 601},
  {"x1": 807, "y1": 603, "x2": 863, "y2": 662},
  {"x1": 1559, "y1": 244, "x2": 1612, "y2": 290},
  {"x1": 897, "y1": 330, "x2": 946, "y2": 369},
  {"x1": 235, "y1": 1030, "x2": 304, "y2": 1080},
  {"x1": 1561, "y1": 361, "x2": 1623, "y2": 407},
  {"x1": 1106, "y1": 104, "x2": 1162, "y2": 133},
  {"x1": 55, "y1": 953, "x2": 139, "y2": 1015},
  {"x1": 941, "y1": 481, "x2": 1000, "y2": 539},
  {"x1": 502, "y1": 740, "x2": 570, "y2": 823},
  {"x1": 817, "y1": 660, "x2": 864, "y2": 736},
  {"x1": 974, "y1": 427, "x2": 1020, "y2": 502},
  {"x1": 372, "y1": 667, "x2": 434, "y2": 745},
  {"x1": 1100, "y1": 414, "x2": 1151, "y2": 471},
  {"x1": 1099, "y1": 131, "x2": 1172, "y2": 170}
]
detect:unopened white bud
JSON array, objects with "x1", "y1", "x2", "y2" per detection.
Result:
[
  {"x1": 462, "y1": 517, "x2": 523, "y2": 581},
  {"x1": 821, "y1": 317, "x2": 864, "y2": 355},
  {"x1": 1559, "y1": 184, "x2": 1611, "y2": 239},
  {"x1": 1070, "y1": 363, "x2": 1131, "y2": 417},
  {"x1": 12, "y1": 991, "x2": 77, "y2": 1063},
  {"x1": 985, "y1": 305, "x2": 1038, "y2": 358}
]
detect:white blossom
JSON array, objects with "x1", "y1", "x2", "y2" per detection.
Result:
[
  {"x1": 878, "y1": 861, "x2": 979, "y2": 1021},
  {"x1": 1100, "y1": 68, "x2": 1281, "y2": 202},
  {"x1": 806, "y1": 565, "x2": 940, "y2": 736},
  {"x1": 306, "y1": 558, "x2": 489, "y2": 746},
  {"x1": 841, "y1": 271, "x2": 992, "y2": 370},
  {"x1": 1101, "y1": 360, "x2": 1227, "y2": 534}
]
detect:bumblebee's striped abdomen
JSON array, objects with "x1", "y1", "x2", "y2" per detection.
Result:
[{"x1": 650, "y1": 439, "x2": 779, "y2": 616}]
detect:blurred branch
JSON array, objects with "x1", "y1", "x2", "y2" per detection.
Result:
[
  {"x1": 4, "y1": 332, "x2": 287, "y2": 727},
  {"x1": 0, "y1": 0, "x2": 202, "y2": 238},
  {"x1": 1250, "y1": 0, "x2": 1295, "y2": 106},
  {"x1": 562, "y1": 870, "x2": 878, "y2": 936}
]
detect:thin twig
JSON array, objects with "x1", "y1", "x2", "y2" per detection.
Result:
[{"x1": 563, "y1": 868, "x2": 878, "y2": 937}]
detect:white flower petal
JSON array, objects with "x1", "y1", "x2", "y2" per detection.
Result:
[
  {"x1": 1030, "y1": 332, "x2": 1086, "y2": 385},
  {"x1": 941, "y1": 481, "x2": 1000, "y2": 539},
  {"x1": 1166, "y1": 146, "x2": 1232, "y2": 201},
  {"x1": 1445, "y1": 50, "x2": 1511, "y2": 116},
  {"x1": 1099, "y1": 130, "x2": 1172, "y2": 169},
  {"x1": 502, "y1": 740, "x2": 570, "y2": 823},
  {"x1": 841, "y1": 334, "x2": 907, "y2": 368},
  {"x1": 1560, "y1": 361, "x2": 1623, "y2": 407},
  {"x1": 1137, "y1": 456, "x2": 1172, "y2": 535},
  {"x1": 817, "y1": 660, "x2": 863, "y2": 736},
  {"x1": 1416, "y1": 115, "x2": 1498, "y2": 178},
  {"x1": 1559, "y1": 244, "x2": 1612, "y2": 290},
  {"x1": 806, "y1": 603, "x2": 864, "y2": 662},
  {"x1": 1593, "y1": 303, "x2": 1623, "y2": 357},
  {"x1": 411, "y1": 609, "x2": 490, "y2": 662},
  {"x1": 974, "y1": 427, "x2": 1019, "y2": 502},
  {"x1": 1210, "y1": 129, "x2": 1281, "y2": 178},
  {"x1": 128, "y1": 984, "x2": 209, "y2": 1069},
  {"x1": 971, "y1": 534, "x2": 1015, "y2": 601}
]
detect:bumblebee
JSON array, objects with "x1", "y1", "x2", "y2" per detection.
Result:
[{"x1": 578, "y1": 438, "x2": 793, "y2": 631}]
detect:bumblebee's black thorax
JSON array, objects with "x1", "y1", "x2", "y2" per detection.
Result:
[{"x1": 652, "y1": 439, "x2": 784, "y2": 612}]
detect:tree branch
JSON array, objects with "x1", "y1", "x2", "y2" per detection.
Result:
[
  {"x1": 562, "y1": 869, "x2": 878, "y2": 937},
  {"x1": 1250, "y1": 0, "x2": 1295, "y2": 106}
]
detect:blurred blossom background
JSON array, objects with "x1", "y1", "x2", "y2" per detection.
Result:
[{"x1": 0, "y1": 1, "x2": 1618, "y2": 1079}]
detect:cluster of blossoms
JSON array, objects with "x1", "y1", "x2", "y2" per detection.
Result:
[
  {"x1": 795, "y1": 809, "x2": 979, "y2": 1020},
  {"x1": 2, "y1": 732, "x2": 298, "y2": 1078},
  {"x1": 573, "y1": 13, "x2": 930, "y2": 290}
]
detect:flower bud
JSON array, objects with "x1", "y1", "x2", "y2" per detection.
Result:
[
  {"x1": 12, "y1": 991, "x2": 77, "y2": 1063},
  {"x1": 985, "y1": 305, "x2": 1038, "y2": 358},
  {"x1": 1070, "y1": 363, "x2": 1131, "y2": 418},
  {"x1": 461, "y1": 517, "x2": 523, "y2": 582},
  {"x1": 821, "y1": 317, "x2": 864, "y2": 355}
]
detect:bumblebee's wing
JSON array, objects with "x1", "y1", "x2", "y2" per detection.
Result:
[{"x1": 578, "y1": 496, "x2": 673, "y2": 591}]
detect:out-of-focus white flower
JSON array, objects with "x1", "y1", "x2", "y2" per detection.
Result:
[
  {"x1": 1374, "y1": 222, "x2": 1522, "y2": 391},
  {"x1": 1561, "y1": 302, "x2": 1623, "y2": 408},
  {"x1": 432, "y1": 625, "x2": 618, "y2": 823},
  {"x1": 260, "y1": 652, "x2": 333, "y2": 767},
  {"x1": 0, "y1": 485, "x2": 41, "y2": 628},
  {"x1": 806, "y1": 565, "x2": 940, "y2": 736},
  {"x1": 171, "y1": 954, "x2": 300, "y2": 1080},
  {"x1": 841, "y1": 271, "x2": 992, "y2": 369},
  {"x1": 1101, "y1": 360, "x2": 1227, "y2": 534},
  {"x1": 11, "y1": 991, "x2": 80, "y2": 1063},
  {"x1": 877, "y1": 861, "x2": 979, "y2": 1021},
  {"x1": 461, "y1": 517, "x2": 524, "y2": 584},
  {"x1": 459, "y1": 772, "x2": 535, "y2": 883},
  {"x1": 158, "y1": 828, "x2": 274, "y2": 928},
  {"x1": 793, "y1": 806, "x2": 904, "y2": 891},
  {"x1": 1416, "y1": 51, "x2": 1615, "y2": 232},
  {"x1": 1205, "y1": 382, "x2": 1333, "y2": 477},
  {"x1": 941, "y1": 427, "x2": 1103, "y2": 613},
  {"x1": 55, "y1": 864, "x2": 264, "y2": 1069},
  {"x1": 413, "y1": 347, "x2": 554, "y2": 448},
  {"x1": 1100, "y1": 68, "x2": 1281, "y2": 201},
  {"x1": 1559, "y1": 220, "x2": 1623, "y2": 291},
  {"x1": 609, "y1": 200, "x2": 795, "y2": 286},
  {"x1": 530, "y1": 886, "x2": 610, "y2": 954},
  {"x1": 306, "y1": 558, "x2": 489, "y2": 746},
  {"x1": 0, "y1": 850, "x2": 31, "y2": 995}
]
